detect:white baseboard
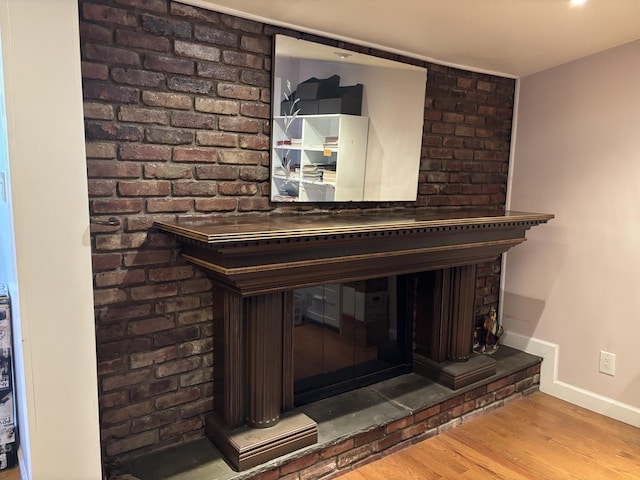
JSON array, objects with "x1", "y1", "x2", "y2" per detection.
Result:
[{"x1": 503, "y1": 331, "x2": 640, "y2": 428}]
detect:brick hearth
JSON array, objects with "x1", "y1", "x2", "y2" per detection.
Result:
[{"x1": 120, "y1": 346, "x2": 540, "y2": 480}]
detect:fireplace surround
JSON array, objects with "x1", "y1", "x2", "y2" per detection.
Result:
[{"x1": 154, "y1": 208, "x2": 552, "y2": 470}]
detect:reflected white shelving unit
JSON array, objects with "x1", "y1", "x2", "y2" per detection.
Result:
[
  {"x1": 271, "y1": 114, "x2": 369, "y2": 202},
  {"x1": 298, "y1": 284, "x2": 341, "y2": 329}
]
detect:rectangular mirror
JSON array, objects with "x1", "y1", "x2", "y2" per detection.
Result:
[{"x1": 271, "y1": 35, "x2": 428, "y2": 203}]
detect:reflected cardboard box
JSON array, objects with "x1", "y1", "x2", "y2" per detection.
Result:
[
  {"x1": 296, "y1": 75, "x2": 340, "y2": 100},
  {"x1": 281, "y1": 76, "x2": 363, "y2": 116},
  {"x1": 318, "y1": 85, "x2": 364, "y2": 116}
]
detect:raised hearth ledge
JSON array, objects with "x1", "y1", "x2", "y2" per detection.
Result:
[{"x1": 121, "y1": 346, "x2": 542, "y2": 480}]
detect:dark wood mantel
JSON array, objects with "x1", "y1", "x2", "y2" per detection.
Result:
[
  {"x1": 155, "y1": 209, "x2": 553, "y2": 295},
  {"x1": 154, "y1": 209, "x2": 552, "y2": 470}
]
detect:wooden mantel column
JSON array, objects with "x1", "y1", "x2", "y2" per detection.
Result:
[
  {"x1": 154, "y1": 209, "x2": 553, "y2": 471},
  {"x1": 245, "y1": 293, "x2": 283, "y2": 428},
  {"x1": 413, "y1": 264, "x2": 496, "y2": 389},
  {"x1": 448, "y1": 264, "x2": 477, "y2": 362},
  {"x1": 207, "y1": 289, "x2": 312, "y2": 471},
  {"x1": 211, "y1": 290, "x2": 286, "y2": 429}
]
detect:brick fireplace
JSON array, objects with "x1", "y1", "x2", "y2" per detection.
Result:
[
  {"x1": 154, "y1": 209, "x2": 551, "y2": 470},
  {"x1": 80, "y1": 0, "x2": 525, "y2": 473}
]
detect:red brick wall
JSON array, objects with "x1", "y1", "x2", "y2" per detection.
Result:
[{"x1": 79, "y1": 0, "x2": 515, "y2": 465}]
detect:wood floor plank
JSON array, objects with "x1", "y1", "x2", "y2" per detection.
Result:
[
  {"x1": 453, "y1": 420, "x2": 594, "y2": 479},
  {"x1": 498, "y1": 397, "x2": 640, "y2": 478},
  {"x1": 435, "y1": 433, "x2": 540, "y2": 480},
  {"x1": 337, "y1": 392, "x2": 640, "y2": 480},
  {"x1": 415, "y1": 435, "x2": 530, "y2": 480},
  {"x1": 356, "y1": 450, "x2": 444, "y2": 480},
  {"x1": 450, "y1": 406, "x2": 633, "y2": 480},
  {"x1": 403, "y1": 438, "x2": 473, "y2": 478},
  {"x1": 0, "y1": 468, "x2": 19, "y2": 480},
  {"x1": 337, "y1": 470, "x2": 369, "y2": 480}
]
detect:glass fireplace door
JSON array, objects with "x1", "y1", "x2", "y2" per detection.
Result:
[{"x1": 293, "y1": 276, "x2": 411, "y2": 405}]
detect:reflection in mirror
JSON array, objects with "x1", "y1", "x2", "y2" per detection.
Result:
[
  {"x1": 271, "y1": 35, "x2": 428, "y2": 203},
  {"x1": 293, "y1": 277, "x2": 412, "y2": 405}
]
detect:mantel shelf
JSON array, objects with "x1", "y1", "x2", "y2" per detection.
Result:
[
  {"x1": 154, "y1": 209, "x2": 553, "y2": 296},
  {"x1": 154, "y1": 209, "x2": 553, "y2": 245}
]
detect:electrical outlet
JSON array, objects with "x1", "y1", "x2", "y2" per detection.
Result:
[{"x1": 599, "y1": 351, "x2": 616, "y2": 376}]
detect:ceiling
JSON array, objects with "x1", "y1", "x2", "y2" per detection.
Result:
[{"x1": 182, "y1": 0, "x2": 640, "y2": 77}]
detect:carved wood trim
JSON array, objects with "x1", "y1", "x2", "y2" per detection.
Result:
[
  {"x1": 157, "y1": 210, "x2": 552, "y2": 296},
  {"x1": 213, "y1": 289, "x2": 245, "y2": 429},
  {"x1": 246, "y1": 294, "x2": 283, "y2": 428},
  {"x1": 155, "y1": 210, "x2": 553, "y2": 244},
  {"x1": 282, "y1": 290, "x2": 294, "y2": 411},
  {"x1": 181, "y1": 239, "x2": 522, "y2": 295},
  {"x1": 448, "y1": 264, "x2": 477, "y2": 361},
  {"x1": 414, "y1": 270, "x2": 451, "y2": 363}
]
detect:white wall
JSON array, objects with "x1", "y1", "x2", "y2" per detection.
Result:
[
  {"x1": 0, "y1": 0, "x2": 103, "y2": 478},
  {"x1": 504, "y1": 39, "x2": 640, "y2": 426}
]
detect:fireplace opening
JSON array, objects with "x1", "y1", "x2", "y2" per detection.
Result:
[{"x1": 293, "y1": 275, "x2": 413, "y2": 405}]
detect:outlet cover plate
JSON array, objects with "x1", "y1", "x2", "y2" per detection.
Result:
[{"x1": 599, "y1": 351, "x2": 616, "y2": 376}]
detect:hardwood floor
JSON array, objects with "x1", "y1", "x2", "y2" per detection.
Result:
[
  {"x1": 0, "y1": 467, "x2": 19, "y2": 480},
  {"x1": 1, "y1": 392, "x2": 636, "y2": 480},
  {"x1": 338, "y1": 392, "x2": 640, "y2": 480}
]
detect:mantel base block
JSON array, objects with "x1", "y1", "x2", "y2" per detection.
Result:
[
  {"x1": 414, "y1": 353, "x2": 496, "y2": 390},
  {"x1": 205, "y1": 411, "x2": 318, "y2": 471}
]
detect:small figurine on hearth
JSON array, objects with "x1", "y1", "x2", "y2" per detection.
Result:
[{"x1": 481, "y1": 306, "x2": 503, "y2": 353}]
